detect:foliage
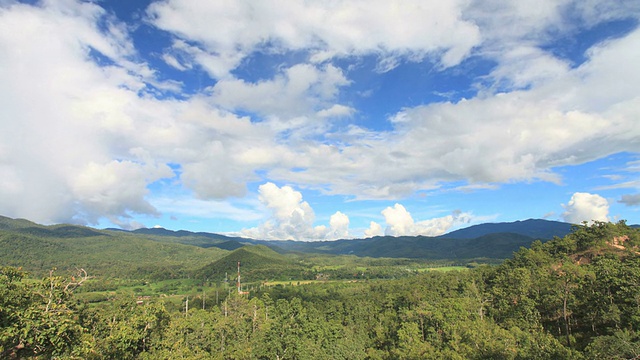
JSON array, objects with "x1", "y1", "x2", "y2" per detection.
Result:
[
  {"x1": 0, "y1": 227, "x2": 227, "y2": 279},
  {"x1": 1, "y1": 220, "x2": 639, "y2": 358},
  {"x1": 195, "y1": 245, "x2": 311, "y2": 283},
  {"x1": 0, "y1": 267, "x2": 91, "y2": 358}
]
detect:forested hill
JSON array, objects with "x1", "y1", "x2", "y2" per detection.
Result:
[
  {"x1": 258, "y1": 219, "x2": 574, "y2": 257},
  {"x1": 110, "y1": 217, "x2": 579, "y2": 258},
  {"x1": 0, "y1": 215, "x2": 228, "y2": 278},
  {"x1": 440, "y1": 218, "x2": 573, "y2": 239},
  {"x1": 194, "y1": 245, "x2": 308, "y2": 281},
  {"x1": 262, "y1": 232, "x2": 539, "y2": 259},
  {"x1": 120, "y1": 217, "x2": 575, "y2": 244},
  {"x1": 0, "y1": 215, "x2": 601, "y2": 266}
]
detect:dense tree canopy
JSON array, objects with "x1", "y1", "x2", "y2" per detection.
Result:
[{"x1": 1, "y1": 220, "x2": 639, "y2": 359}]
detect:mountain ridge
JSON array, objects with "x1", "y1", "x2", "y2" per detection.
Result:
[
  {"x1": 440, "y1": 218, "x2": 573, "y2": 239},
  {"x1": 1, "y1": 215, "x2": 634, "y2": 269},
  {"x1": 107, "y1": 217, "x2": 577, "y2": 243}
]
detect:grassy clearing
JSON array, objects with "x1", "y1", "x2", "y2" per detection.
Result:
[
  {"x1": 261, "y1": 279, "x2": 331, "y2": 286},
  {"x1": 415, "y1": 266, "x2": 468, "y2": 272},
  {"x1": 64, "y1": 260, "x2": 471, "y2": 305}
]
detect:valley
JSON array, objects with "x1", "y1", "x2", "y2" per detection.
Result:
[{"x1": 2, "y1": 216, "x2": 640, "y2": 359}]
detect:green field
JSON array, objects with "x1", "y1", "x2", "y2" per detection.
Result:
[{"x1": 416, "y1": 265, "x2": 468, "y2": 272}]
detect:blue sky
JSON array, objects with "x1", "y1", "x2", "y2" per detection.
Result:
[{"x1": 1, "y1": 0, "x2": 639, "y2": 240}]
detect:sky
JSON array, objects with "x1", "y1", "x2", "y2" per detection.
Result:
[{"x1": 1, "y1": 0, "x2": 639, "y2": 240}]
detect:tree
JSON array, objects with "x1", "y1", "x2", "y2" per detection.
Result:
[
  {"x1": 0, "y1": 267, "x2": 90, "y2": 359},
  {"x1": 85, "y1": 296, "x2": 170, "y2": 359},
  {"x1": 584, "y1": 329, "x2": 640, "y2": 360}
]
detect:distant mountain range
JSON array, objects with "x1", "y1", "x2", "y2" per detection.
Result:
[
  {"x1": 125, "y1": 218, "x2": 574, "y2": 243},
  {"x1": 128, "y1": 218, "x2": 576, "y2": 259},
  {"x1": 2, "y1": 215, "x2": 634, "y2": 270},
  {"x1": 440, "y1": 218, "x2": 573, "y2": 239}
]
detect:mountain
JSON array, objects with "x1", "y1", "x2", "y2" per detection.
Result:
[
  {"x1": 259, "y1": 232, "x2": 538, "y2": 259},
  {"x1": 250, "y1": 218, "x2": 578, "y2": 259},
  {"x1": 0, "y1": 215, "x2": 42, "y2": 230},
  {"x1": 0, "y1": 216, "x2": 228, "y2": 278},
  {"x1": 132, "y1": 227, "x2": 251, "y2": 242},
  {"x1": 1, "y1": 215, "x2": 629, "y2": 278},
  {"x1": 122, "y1": 219, "x2": 580, "y2": 256},
  {"x1": 118, "y1": 226, "x2": 267, "y2": 251},
  {"x1": 195, "y1": 245, "x2": 307, "y2": 282},
  {"x1": 441, "y1": 218, "x2": 573, "y2": 240},
  {"x1": 0, "y1": 215, "x2": 106, "y2": 238}
]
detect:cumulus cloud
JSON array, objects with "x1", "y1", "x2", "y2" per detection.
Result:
[
  {"x1": 210, "y1": 63, "x2": 351, "y2": 121},
  {"x1": 2, "y1": 0, "x2": 640, "y2": 235},
  {"x1": 380, "y1": 204, "x2": 472, "y2": 237},
  {"x1": 0, "y1": 1, "x2": 282, "y2": 226},
  {"x1": 562, "y1": 192, "x2": 610, "y2": 224},
  {"x1": 147, "y1": 0, "x2": 480, "y2": 78},
  {"x1": 242, "y1": 188, "x2": 470, "y2": 240},
  {"x1": 328, "y1": 211, "x2": 350, "y2": 240},
  {"x1": 71, "y1": 160, "x2": 172, "y2": 225},
  {"x1": 241, "y1": 183, "x2": 351, "y2": 240},
  {"x1": 0, "y1": 0, "x2": 162, "y2": 226},
  {"x1": 274, "y1": 27, "x2": 640, "y2": 199},
  {"x1": 364, "y1": 221, "x2": 384, "y2": 238}
]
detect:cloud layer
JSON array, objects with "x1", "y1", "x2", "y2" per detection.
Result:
[
  {"x1": 147, "y1": 0, "x2": 481, "y2": 77},
  {"x1": 1, "y1": 0, "x2": 639, "y2": 235}
]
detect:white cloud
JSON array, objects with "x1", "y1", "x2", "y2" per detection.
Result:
[
  {"x1": 0, "y1": 1, "x2": 281, "y2": 226},
  {"x1": 271, "y1": 27, "x2": 640, "y2": 200},
  {"x1": 210, "y1": 63, "x2": 351, "y2": 121},
  {"x1": 242, "y1": 187, "x2": 472, "y2": 240},
  {"x1": 485, "y1": 45, "x2": 571, "y2": 90},
  {"x1": 241, "y1": 182, "x2": 351, "y2": 240},
  {"x1": 316, "y1": 104, "x2": 355, "y2": 119},
  {"x1": 562, "y1": 192, "x2": 610, "y2": 224},
  {"x1": 465, "y1": 0, "x2": 569, "y2": 47},
  {"x1": 328, "y1": 211, "x2": 350, "y2": 240},
  {"x1": 147, "y1": 0, "x2": 481, "y2": 77},
  {"x1": 2, "y1": 0, "x2": 640, "y2": 236},
  {"x1": 162, "y1": 52, "x2": 190, "y2": 71},
  {"x1": 364, "y1": 221, "x2": 384, "y2": 238},
  {"x1": 381, "y1": 204, "x2": 415, "y2": 236},
  {"x1": 381, "y1": 204, "x2": 472, "y2": 236},
  {"x1": 71, "y1": 160, "x2": 172, "y2": 225},
  {"x1": 0, "y1": 1, "x2": 153, "y2": 225}
]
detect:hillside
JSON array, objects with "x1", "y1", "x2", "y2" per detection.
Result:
[
  {"x1": 0, "y1": 217, "x2": 228, "y2": 279},
  {"x1": 3, "y1": 219, "x2": 639, "y2": 359},
  {"x1": 124, "y1": 227, "x2": 259, "y2": 250},
  {"x1": 441, "y1": 218, "x2": 573, "y2": 239},
  {"x1": 265, "y1": 232, "x2": 538, "y2": 259},
  {"x1": 195, "y1": 245, "x2": 308, "y2": 283},
  {"x1": 0, "y1": 215, "x2": 621, "y2": 281},
  {"x1": 123, "y1": 218, "x2": 577, "y2": 259}
]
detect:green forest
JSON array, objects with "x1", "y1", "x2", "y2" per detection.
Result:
[{"x1": 1, "y1": 220, "x2": 640, "y2": 359}]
